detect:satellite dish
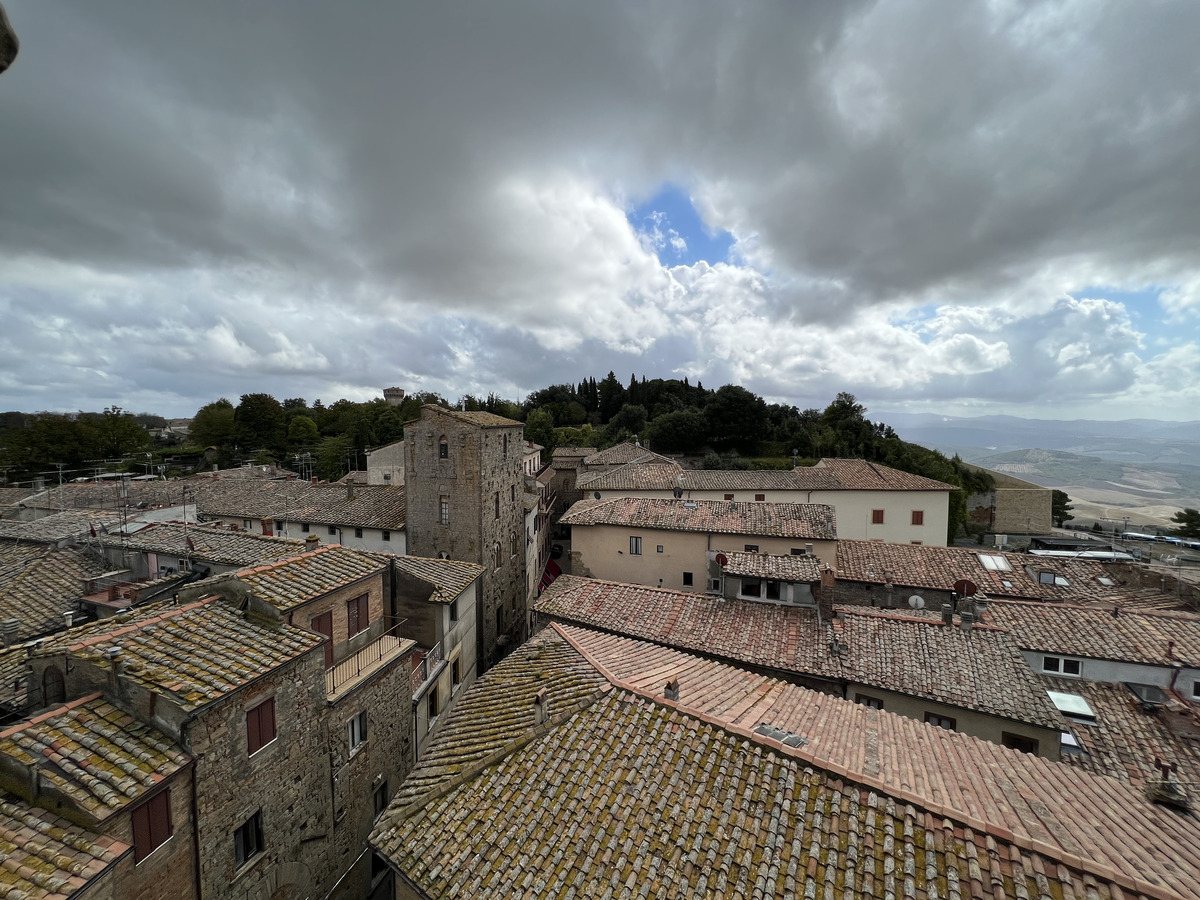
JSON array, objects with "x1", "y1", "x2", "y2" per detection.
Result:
[
  {"x1": 908, "y1": 595, "x2": 925, "y2": 610},
  {"x1": 715, "y1": 553, "x2": 728, "y2": 568},
  {"x1": 672, "y1": 486, "x2": 683, "y2": 499},
  {"x1": 593, "y1": 491, "x2": 601, "y2": 500},
  {"x1": 953, "y1": 579, "x2": 978, "y2": 597}
]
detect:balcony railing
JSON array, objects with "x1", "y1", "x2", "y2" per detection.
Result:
[
  {"x1": 326, "y1": 617, "x2": 408, "y2": 696},
  {"x1": 411, "y1": 641, "x2": 443, "y2": 695}
]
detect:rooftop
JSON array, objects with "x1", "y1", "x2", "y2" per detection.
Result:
[
  {"x1": 582, "y1": 441, "x2": 677, "y2": 467},
  {"x1": 0, "y1": 694, "x2": 189, "y2": 824},
  {"x1": 835, "y1": 539, "x2": 1140, "y2": 602},
  {"x1": 413, "y1": 405, "x2": 523, "y2": 428},
  {"x1": 985, "y1": 600, "x2": 1200, "y2": 667},
  {"x1": 114, "y1": 522, "x2": 305, "y2": 566},
  {"x1": 0, "y1": 542, "x2": 110, "y2": 642},
  {"x1": 535, "y1": 576, "x2": 1063, "y2": 729},
  {"x1": 559, "y1": 497, "x2": 838, "y2": 540},
  {"x1": 578, "y1": 463, "x2": 841, "y2": 492},
  {"x1": 385, "y1": 554, "x2": 485, "y2": 603},
  {"x1": 197, "y1": 481, "x2": 406, "y2": 530},
  {"x1": 720, "y1": 550, "x2": 822, "y2": 581},
  {"x1": 814, "y1": 457, "x2": 958, "y2": 491},
  {"x1": 373, "y1": 624, "x2": 1200, "y2": 900},
  {"x1": 0, "y1": 508, "x2": 124, "y2": 543},
  {"x1": 36, "y1": 597, "x2": 322, "y2": 711},
  {"x1": 234, "y1": 545, "x2": 386, "y2": 613}
]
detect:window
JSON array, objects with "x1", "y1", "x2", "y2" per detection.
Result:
[
  {"x1": 856, "y1": 694, "x2": 883, "y2": 710},
  {"x1": 43, "y1": 666, "x2": 65, "y2": 705},
  {"x1": 382, "y1": 529, "x2": 390, "y2": 542},
  {"x1": 132, "y1": 789, "x2": 172, "y2": 863},
  {"x1": 1001, "y1": 732, "x2": 1039, "y2": 755},
  {"x1": 449, "y1": 599, "x2": 458, "y2": 622},
  {"x1": 709, "y1": 579, "x2": 721, "y2": 591},
  {"x1": 347, "y1": 594, "x2": 370, "y2": 637},
  {"x1": 503, "y1": 433, "x2": 509, "y2": 455},
  {"x1": 911, "y1": 510, "x2": 924, "y2": 526},
  {"x1": 452, "y1": 657, "x2": 461, "y2": 686},
  {"x1": 438, "y1": 436, "x2": 448, "y2": 459},
  {"x1": 427, "y1": 686, "x2": 439, "y2": 721},
  {"x1": 373, "y1": 780, "x2": 389, "y2": 820},
  {"x1": 328, "y1": 525, "x2": 337, "y2": 536},
  {"x1": 494, "y1": 492, "x2": 500, "y2": 520},
  {"x1": 301, "y1": 522, "x2": 310, "y2": 533},
  {"x1": 348, "y1": 711, "x2": 368, "y2": 752},
  {"x1": 682, "y1": 572, "x2": 693, "y2": 586},
  {"x1": 742, "y1": 579, "x2": 762, "y2": 598},
  {"x1": 871, "y1": 509, "x2": 885, "y2": 525},
  {"x1": 1037, "y1": 570, "x2": 1070, "y2": 586},
  {"x1": 656, "y1": 545, "x2": 664, "y2": 554},
  {"x1": 1193, "y1": 681, "x2": 1200, "y2": 701},
  {"x1": 234, "y1": 811, "x2": 264, "y2": 868},
  {"x1": 755, "y1": 494, "x2": 766, "y2": 502},
  {"x1": 630, "y1": 536, "x2": 642, "y2": 556},
  {"x1": 1042, "y1": 655, "x2": 1082, "y2": 677},
  {"x1": 1060, "y1": 729, "x2": 1084, "y2": 756},
  {"x1": 924, "y1": 713, "x2": 956, "y2": 731},
  {"x1": 977, "y1": 553, "x2": 1012, "y2": 572},
  {"x1": 354, "y1": 527, "x2": 364, "y2": 539},
  {"x1": 246, "y1": 698, "x2": 276, "y2": 756},
  {"x1": 744, "y1": 544, "x2": 759, "y2": 553},
  {"x1": 439, "y1": 495, "x2": 450, "y2": 526},
  {"x1": 790, "y1": 547, "x2": 807, "y2": 556},
  {"x1": 511, "y1": 484, "x2": 516, "y2": 502},
  {"x1": 724, "y1": 494, "x2": 734, "y2": 501},
  {"x1": 494, "y1": 541, "x2": 503, "y2": 570},
  {"x1": 764, "y1": 580, "x2": 781, "y2": 600}
]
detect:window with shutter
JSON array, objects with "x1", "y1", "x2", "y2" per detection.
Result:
[
  {"x1": 132, "y1": 789, "x2": 173, "y2": 863},
  {"x1": 246, "y1": 698, "x2": 276, "y2": 755}
]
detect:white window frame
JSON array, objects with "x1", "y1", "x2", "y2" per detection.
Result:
[
  {"x1": 348, "y1": 711, "x2": 368, "y2": 753},
  {"x1": 1042, "y1": 655, "x2": 1083, "y2": 677},
  {"x1": 629, "y1": 536, "x2": 642, "y2": 556}
]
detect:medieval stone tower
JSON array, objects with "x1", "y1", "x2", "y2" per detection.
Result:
[{"x1": 404, "y1": 406, "x2": 527, "y2": 672}]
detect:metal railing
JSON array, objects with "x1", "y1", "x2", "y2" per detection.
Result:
[
  {"x1": 325, "y1": 617, "x2": 407, "y2": 695},
  {"x1": 412, "y1": 640, "x2": 444, "y2": 693}
]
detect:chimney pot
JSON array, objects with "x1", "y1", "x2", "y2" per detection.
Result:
[
  {"x1": 311, "y1": 476, "x2": 318, "y2": 485},
  {"x1": 664, "y1": 678, "x2": 680, "y2": 702},
  {"x1": 960, "y1": 611, "x2": 975, "y2": 631},
  {"x1": 1, "y1": 619, "x2": 19, "y2": 647},
  {"x1": 941, "y1": 603, "x2": 953, "y2": 626},
  {"x1": 533, "y1": 687, "x2": 548, "y2": 726},
  {"x1": 63, "y1": 611, "x2": 74, "y2": 628}
]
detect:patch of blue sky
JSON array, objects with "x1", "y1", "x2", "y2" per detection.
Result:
[
  {"x1": 628, "y1": 183, "x2": 734, "y2": 267},
  {"x1": 1072, "y1": 285, "x2": 1165, "y2": 343}
]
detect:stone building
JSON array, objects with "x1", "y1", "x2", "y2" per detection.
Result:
[
  {"x1": 961, "y1": 462, "x2": 1053, "y2": 535},
  {"x1": 404, "y1": 407, "x2": 527, "y2": 672}
]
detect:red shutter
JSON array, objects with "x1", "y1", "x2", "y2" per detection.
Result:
[
  {"x1": 347, "y1": 597, "x2": 360, "y2": 636},
  {"x1": 246, "y1": 706, "x2": 261, "y2": 753},
  {"x1": 132, "y1": 803, "x2": 152, "y2": 862},
  {"x1": 261, "y1": 698, "x2": 276, "y2": 744}
]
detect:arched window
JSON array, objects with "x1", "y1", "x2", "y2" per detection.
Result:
[
  {"x1": 494, "y1": 541, "x2": 503, "y2": 570},
  {"x1": 43, "y1": 665, "x2": 65, "y2": 706},
  {"x1": 438, "y1": 435, "x2": 449, "y2": 459}
]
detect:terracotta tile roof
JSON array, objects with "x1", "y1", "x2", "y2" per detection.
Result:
[
  {"x1": 389, "y1": 629, "x2": 610, "y2": 811},
  {"x1": 582, "y1": 442, "x2": 677, "y2": 467},
  {"x1": 0, "y1": 792, "x2": 128, "y2": 897},
  {"x1": 0, "y1": 487, "x2": 28, "y2": 511},
  {"x1": 550, "y1": 445, "x2": 596, "y2": 458},
  {"x1": 721, "y1": 550, "x2": 822, "y2": 581},
  {"x1": 0, "y1": 695, "x2": 189, "y2": 823},
  {"x1": 384, "y1": 555, "x2": 485, "y2": 603},
  {"x1": 835, "y1": 539, "x2": 1141, "y2": 602},
  {"x1": 197, "y1": 482, "x2": 407, "y2": 530},
  {"x1": 373, "y1": 624, "x2": 1200, "y2": 900},
  {"x1": 536, "y1": 576, "x2": 1063, "y2": 728},
  {"x1": 115, "y1": 523, "x2": 305, "y2": 566},
  {"x1": 815, "y1": 457, "x2": 958, "y2": 490},
  {"x1": 1041, "y1": 676, "x2": 1200, "y2": 790},
  {"x1": 234, "y1": 545, "x2": 385, "y2": 613},
  {"x1": 560, "y1": 497, "x2": 838, "y2": 539},
  {"x1": 37, "y1": 597, "x2": 322, "y2": 711},
  {"x1": 0, "y1": 543, "x2": 109, "y2": 642},
  {"x1": 415, "y1": 406, "x2": 523, "y2": 428},
  {"x1": 0, "y1": 509, "x2": 124, "y2": 543},
  {"x1": 985, "y1": 600, "x2": 1200, "y2": 666},
  {"x1": 0, "y1": 645, "x2": 28, "y2": 708}
]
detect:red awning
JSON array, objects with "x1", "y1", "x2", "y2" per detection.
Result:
[{"x1": 538, "y1": 558, "x2": 562, "y2": 593}]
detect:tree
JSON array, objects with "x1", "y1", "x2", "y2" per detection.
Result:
[
  {"x1": 705, "y1": 385, "x2": 769, "y2": 454},
  {"x1": 645, "y1": 408, "x2": 708, "y2": 453},
  {"x1": 1170, "y1": 508, "x2": 1200, "y2": 538},
  {"x1": 234, "y1": 393, "x2": 286, "y2": 458},
  {"x1": 1051, "y1": 490, "x2": 1075, "y2": 528},
  {"x1": 190, "y1": 398, "x2": 236, "y2": 448},
  {"x1": 597, "y1": 372, "x2": 626, "y2": 422},
  {"x1": 523, "y1": 409, "x2": 556, "y2": 462},
  {"x1": 90, "y1": 407, "x2": 151, "y2": 459},
  {"x1": 287, "y1": 415, "x2": 319, "y2": 449},
  {"x1": 604, "y1": 404, "x2": 648, "y2": 443}
]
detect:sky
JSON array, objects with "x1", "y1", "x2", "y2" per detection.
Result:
[{"x1": 1, "y1": 1, "x2": 1199, "y2": 422}]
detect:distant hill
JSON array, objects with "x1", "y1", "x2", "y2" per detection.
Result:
[{"x1": 884, "y1": 413, "x2": 1200, "y2": 530}]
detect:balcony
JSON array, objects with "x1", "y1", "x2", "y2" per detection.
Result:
[
  {"x1": 326, "y1": 617, "x2": 415, "y2": 698},
  {"x1": 411, "y1": 641, "x2": 444, "y2": 697}
]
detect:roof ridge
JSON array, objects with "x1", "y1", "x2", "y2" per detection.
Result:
[
  {"x1": 553, "y1": 623, "x2": 1193, "y2": 900},
  {"x1": 0, "y1": 692, "x2": 104, "y2": 740}
]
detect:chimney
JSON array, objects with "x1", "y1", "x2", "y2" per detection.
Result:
[
  {"x1": 286, "y1": 473, "x2": 293, "y2": 481},
  {"x1": 311, "y1": 476, "x2": 318, "y2": 485},
  {"x1": 533, "y1": 687, "x2": 548, "y2": 726},
  {"x1": 63, "y1": 611, "x2": 74, "y2": 628},
  {"x1": 664, "y1": 678, "x2": 680, "y2": 702},
  {"x1": 817, "y1": 568, "x2": 835, "y2": 621},
  {"x1": 960, "y1": 610, "x2": 975, "y2": 631},
  {"x1": 347, "y1": 481, "x2": 355, "y2": 501},
  {"x1": 105, "y1": 646, "x2": 124, "y2": 694},
  {"x1": 1, "y1": 619, "x2": 18, "y2": 647},
  {"x1": 941, "y1": 603, "x2": 953, "y2": 626},
  {"x1": 305, "y1": 534, "x2": 320, "y2": 548}
]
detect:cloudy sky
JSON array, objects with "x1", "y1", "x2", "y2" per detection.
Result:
[{"x1": 2, "y1": 1, "x2": 1198, "y2": 422}]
